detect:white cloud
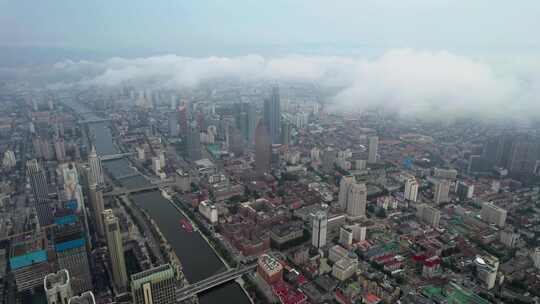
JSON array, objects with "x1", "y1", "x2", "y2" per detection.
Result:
[{"x1": 45, "y1": 49, "x2": 540, "y2": 121}]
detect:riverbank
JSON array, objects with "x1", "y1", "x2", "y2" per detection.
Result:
[{"x1": 164, "y1": 193, "x2": 255, "y2": 304}]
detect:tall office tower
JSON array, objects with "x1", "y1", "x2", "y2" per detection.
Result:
[
  {"x1": 88, "y1": 184, "x2": 105, "y2": 237},
  {"x1": 367, "y1": 136, "x2": 379, "y2": 163},
  {"x1": 263, "y1": 86, "x2": 281, "y2": 144},
  {"x1": 54, "y1": 213, "x2": 93, "y2": 294},
  {"x1": 404, "y1": 178, "x2": 419, "y2": 202},
  {"x1": 237, "y1": 110, "x2": 249, "y2": 140},
  {"x1": 312, "y1": 211, "x2": 328, "y2": 249},
  {"x1": 255, "y1": 120, "x2": 272, "y2": 178},
  {"x1": 338, "y1": 176, "x2": 355, "y2": 210},
  {"x1": 186, "y1": 121, "x2": 201, "y2": 161},
  {"x1": 27, "y1": 159, "x2": 52, "y2": 226},
  {"x1": 281, "y1": 121, "x2": 290, "y2": 146},
  {"x1": 416, "y1": 204, "x2": 441, "y2": 228},
  {"x1": 481, "y1": 201, "x2": 507, "y2": 227},
  {"x1": 103, "y1": 209, "x2": 128, "y2": 292},
  {"x1": 130, "y1": 264, "x2": 176, "y2": 304},
  {"x1": 247, "y1": 103, "x2": 257, "y2": 145},
  {"x1": 44, "y1": 269, "x2": 73, "y2": 304},
  {"x1": 508, "y1": 136, "x2": 540, "y2": 177},
  {"x1": 9, "y1": 235, "x2": 51, "y2": 293},
  {"x1": 88, "y1": 146, "x2": 104, "y2": 187},
  {"x1": 346, "y1": 183, "x2": 367, "y2": 219},
  {"x1": 68, "y1": 291, "x2": 96, "y2": 304},
  {"x1": 54, "y1": 136, "x2": 66, "y2": 162},
  {"x1": 433, "y1": 179, "x2": 450, "y2": 204},
  {"x1": 167, "y1": 112, "x2": 179, "y2": 137},
  {"x1": 178, "y1": 105, "x2": 189, "y2": 137}
]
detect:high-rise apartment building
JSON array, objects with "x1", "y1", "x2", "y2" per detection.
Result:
[
  {"x1": 455, "y1": 181, "x2": 474, "y2": 201},
  {"x1": 481, "y1": 201, "x2": 507, "y2": 227},
  {"x1": 404, "y1": 178, "x2": 419, "y2": 202},
  {"x1": 54, "y1": 136, "x2": 66, "y2": 162},
  {"x1": 131, "y1": 264, "x2": 176, "y2": 304},
  {"x1": 103, "y1": 209, "x2": 128, "y2": 292},
  {"x1": 346, "y1": 183, "x2": 367, "y2": 219},
  {"x1": 416, "y1": 204, "x2": 441, "y2": 228},
  {"x1": 433, "y1": 179, "x2": 450, "y2": 204}
]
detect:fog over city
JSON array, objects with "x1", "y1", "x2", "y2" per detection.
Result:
[{"x1": 14, "y1": 50, "x2": 534, "y2": 121}]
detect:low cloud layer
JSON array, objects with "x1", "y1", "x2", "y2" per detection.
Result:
[{"x1": 40, "y1": 49, "x2": 540, "y2": 121}]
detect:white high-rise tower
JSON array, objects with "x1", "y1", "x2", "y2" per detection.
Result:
[{"x1": 88, "y1": 145, "x2": 104, "y2": 187}]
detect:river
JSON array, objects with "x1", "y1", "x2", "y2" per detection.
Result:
[{"x1": 68, "y1": 101, "x2": 250, "y2": 304}]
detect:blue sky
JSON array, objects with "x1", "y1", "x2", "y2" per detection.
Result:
[{"x1": 1, "y1": 0, "x2": 539, "y2": 57}]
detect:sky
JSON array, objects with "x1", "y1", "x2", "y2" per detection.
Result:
[
  {"x1": 1, "y1": 0, "x2": 539, "y2": 121},
  {"x1": 1, "y1": 0, "x2": 539, "y2": 57}
]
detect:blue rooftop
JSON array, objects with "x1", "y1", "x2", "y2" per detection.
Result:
[
  {"x1": 54, "y1": 215, "x2": 78, "y2": 226},
  {"x1": 55, "y1": 238, "x2": 85, "y2": 252},
  {"x1": 66, "y1": 200, "x2": 78, "y2": 210},
  {"x1": 9, "y1": 250, "x2": 47, "y2": 270}
]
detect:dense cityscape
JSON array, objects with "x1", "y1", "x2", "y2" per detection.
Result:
[
  {"x1": 0, "y1": 80, "x2": 539, "y2": 304},
  {"x1": 1, "y1": 1, "x2": 540, "y2": 304}
]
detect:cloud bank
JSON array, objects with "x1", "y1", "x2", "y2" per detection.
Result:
[{"x1": 42, "y1": 49, "x2": 540, "y2": 121}]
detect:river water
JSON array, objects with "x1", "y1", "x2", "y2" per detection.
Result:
[{"x1": 69, "y1": 101, "x2": 250, "y2": 304}]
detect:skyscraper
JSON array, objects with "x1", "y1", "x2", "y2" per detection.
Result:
[
  {"x1": 312, "y1": 211, "x2": 328, "y2": 249},
  {"x1": 44, "y1": 269, "x2": 73, "y2": 304},
  {"x1": 416, "y1": 204, "x2": 441, "y2": 228},
  {"x1": 481, "y1": 202, "x2": 507, "y2": 227},
  {"x1": 53, "y1": 213, "x2": 93, "y2": 294},
  {"x1": 338, "y1": 176, "x2": 354, "y2": 210},
  {"x1": 346, "y1": 183, "x2": 367, "y2": 219},
  {"x1": 433, "y1": 179, "x2": 450, "y2": 204},
  {"x1": 404, "y1": 178, "x2": 419, "y2": 202},
  {"x1": 89, "y1": 184, "x2": 105, "y2": 237},
  {"x1": 338, "y1": 176, "x2": 367, "y2": 219},
  {"x1": 281, "y1": 121, "x2": 290, "y2": 146},
  {"x1": 130, "y1": 264, "x2": 176, "y2": 304},
  {"x1": 27, "y1": 159, "x2": 52, "y2": 226},
  {"x1": 88, "y1": 146, "x2": 104, "y2": 187},
  {"x1": 368, "y1": 136, "x2": 379, "y2": 163},
  {"x1": 103, "y1": 209, "x2": 128, "y2": 292},
  {"x1": 186, "y1": 121, "x2": 201, "y2": 161},
  {"x1": 264, "y1": 86, "x2": 281, "y2": 144},
  {"x1": 255, "y1": 120, "x2": 271, "y2": 177}
]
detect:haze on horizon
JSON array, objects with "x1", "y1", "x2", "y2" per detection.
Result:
[{"x1": 1, "y1": 0, "x2": 539, "y2": 121}]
